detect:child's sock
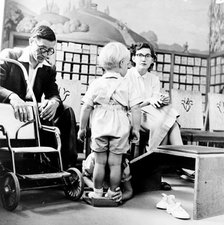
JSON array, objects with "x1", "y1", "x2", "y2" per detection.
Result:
[
  {"x1": 105, "y1": 188, "x2": 117, "y2": 199},
  {"x1": 88, "y1": 187, "x2": 103, "y2": 198}
]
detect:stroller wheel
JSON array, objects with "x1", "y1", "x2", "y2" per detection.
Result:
[
  {"x1": 1, "y1": 172, "x2": 20, "y2": 211},
  {"x1": 64, "y1": 168, "x2": 84, "y2": 201}
]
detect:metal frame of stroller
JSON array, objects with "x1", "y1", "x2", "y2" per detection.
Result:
[{"x1": 0, "y1": 58, "x2": 84, "y2": 211}]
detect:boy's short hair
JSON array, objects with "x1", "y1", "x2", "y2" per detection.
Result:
[
  {"x1": 98, "y1": 42, "x2": 130, "y2": 70},
  {"x1": 30, "y1": 25, "x2": 56, "y2": 42}
]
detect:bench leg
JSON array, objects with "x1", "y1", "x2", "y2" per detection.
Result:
[{"x1": 194, "y1": 155, "x2": 224, "y2": 219}]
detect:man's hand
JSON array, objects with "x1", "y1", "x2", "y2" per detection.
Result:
[
  {"x1": 38, "y1": 99, "x2": 59, "y2": 121},
  {"x1": 9, "y1": 94, "x2": 32, "y2": 122},
  {"x1": 111, "y1": 187, "x2": 123, "y2": 203}
]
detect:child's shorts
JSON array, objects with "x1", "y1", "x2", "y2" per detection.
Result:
[{"x1": 91, "y1": 134, "x2": 130, "y2": 154}]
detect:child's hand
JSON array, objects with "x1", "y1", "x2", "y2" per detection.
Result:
[
  {"x1": 111, "y1": 187, "x2": 123, "y2": 203},
  {"x1": 130, "y1": 129, "x2": 139, "y2": 144},
  {"x1": 78, "y1": 129, "x2": 86, "y2": 142}
]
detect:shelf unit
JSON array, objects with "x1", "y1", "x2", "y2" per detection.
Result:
[
  {"x1": 55, "y1": 41, "x2": 103, "y2": 96},
  {"x1": 210, "y1": 51, "x2": 224, "y2": 94},
  {"x1": 156, "y1": 50, "x2": 208, "y2": 111}
]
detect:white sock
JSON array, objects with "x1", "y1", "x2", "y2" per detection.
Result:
[
  {"x1": 106, "y1": 188, "x2": 117, "y2": 198},
  {"x1": 94, "y1": 187, "x2": 103, "y2": 197}
]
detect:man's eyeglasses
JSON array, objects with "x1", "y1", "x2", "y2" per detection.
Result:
[
  {"x1": 135, "y1": 53, "x2": 152, "y2": 59},
  {"x1": 38, "y1": 47, "x2": 55, "y2": 56},
  {"x1": 35, "y1": 41, "x2": 55, "y2": 56}
]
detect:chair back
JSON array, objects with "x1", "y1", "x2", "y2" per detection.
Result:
[
  {"x1": 171, "y1": 89, "x2": 204, "y2": 130},
  {"x1": 0, "y1": 103, "x2": 35, "y2": 139},
  {"x1": 57, "y1": 79, "x2": 81, "y2": 123},
  {"x1": 207, "y1": 93, "x2": 224, "y2": 132}
]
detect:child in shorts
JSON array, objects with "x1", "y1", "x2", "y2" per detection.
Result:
[
  {"x1": 78, "y1": 42, "x2": 141, "y2": 198},
  {"x1": 82, "y1": 152, "x2": 133, "y2": 202}
]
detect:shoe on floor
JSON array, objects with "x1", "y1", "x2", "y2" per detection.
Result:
[
  {"x1": 166, "y1": 202, "x2": 190, "y2": 220},
  {"x1": 177, "y1": 168, "x2": 195, "y2": 182},
  {"x1": 160, "y1": 182, "x2": 172, "y2": 191},
  {"x1": 156, "y1": 193, "x2": 169, "y2": 209},
  {"x1": 180, "y1": 174, "x2": 194, "y2": 183},
  {"x1": 156, "y1": 193, "x2": 175, "y2": 210}
]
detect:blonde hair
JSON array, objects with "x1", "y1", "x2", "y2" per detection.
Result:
[{"x1": 98, "y1": 42, "x2": 130, "y2": 70}]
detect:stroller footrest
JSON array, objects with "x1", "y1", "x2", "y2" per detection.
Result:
[
  {"x1": 23, "y1": 171, "x2": 70, "y2": 180},
  {"x1": 12, "y1": 146, "x2": 58, "y2": 153}
]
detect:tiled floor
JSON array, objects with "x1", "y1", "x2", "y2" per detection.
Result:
[{"x1": 0, "y1": 174, "x2": 223, "y2": 225}]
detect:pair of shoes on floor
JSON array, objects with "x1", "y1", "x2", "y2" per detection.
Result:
[
  {"x1": 177, "y1": 168, "x2": 195, "y2": 182},
  {"x1": 160, "y1": 182, "x2": 172, "y2": 191},
  {"x1": 156, "y1": 193, "x2": 190, "y2": 220}
]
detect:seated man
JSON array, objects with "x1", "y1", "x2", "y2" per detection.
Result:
[
  {"x1": 0, "y1": 25, "x2": 77, "y2": 169},
  {"x1": 82, "y1": 152, "x2": 133, "y2": 203}
]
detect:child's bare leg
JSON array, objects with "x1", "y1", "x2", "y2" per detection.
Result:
[
  {"x1": 93, "y1": 151, "x2": 107, "y2": 189},
  {"x1": 108, "y1": 152, "x2": 122, "y2": 191}
]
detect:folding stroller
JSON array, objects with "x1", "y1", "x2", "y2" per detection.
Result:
[{"x1": 0, "y1": 58, "x2": 84, "y2": 211}]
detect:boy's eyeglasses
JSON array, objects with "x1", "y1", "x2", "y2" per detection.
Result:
[
  {"x1": 135, "y1": 53, "x2": 152, "y2": 59},
  {"x1": 35, "y1": 41, "x2": 55, "y2": 56}
]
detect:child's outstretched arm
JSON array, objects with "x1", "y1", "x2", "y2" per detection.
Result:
[
  {"x1": 78, "y1": 103, "x2": 93, "y2": 142},
  {"x1": 130, "y1": 104, "x2": 141, "y2": 143}
]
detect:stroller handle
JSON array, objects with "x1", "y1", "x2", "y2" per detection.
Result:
[{"x1": 0, "y1": 57, "x2": 41, "y2": 129}]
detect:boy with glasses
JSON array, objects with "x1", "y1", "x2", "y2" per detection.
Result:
[{"x1": 0, "y1": 25, "x2": 78, "y2": 169}]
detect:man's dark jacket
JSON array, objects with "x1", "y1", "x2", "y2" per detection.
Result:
[{"x1": 0, "y1": 47, "x2": 60, "y2": 104}]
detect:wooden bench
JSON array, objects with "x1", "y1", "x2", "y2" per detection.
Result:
[
  {"x1": 156, "y1": 145, "x2": 224, "y2": 220},
  {"x1": 130, "y1": 144, "x2": 224, "y2": 220}
]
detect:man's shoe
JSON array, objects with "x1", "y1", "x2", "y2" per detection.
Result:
[{"x1": 160, "y1": 182, "x2": 171, "y2": 191}]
